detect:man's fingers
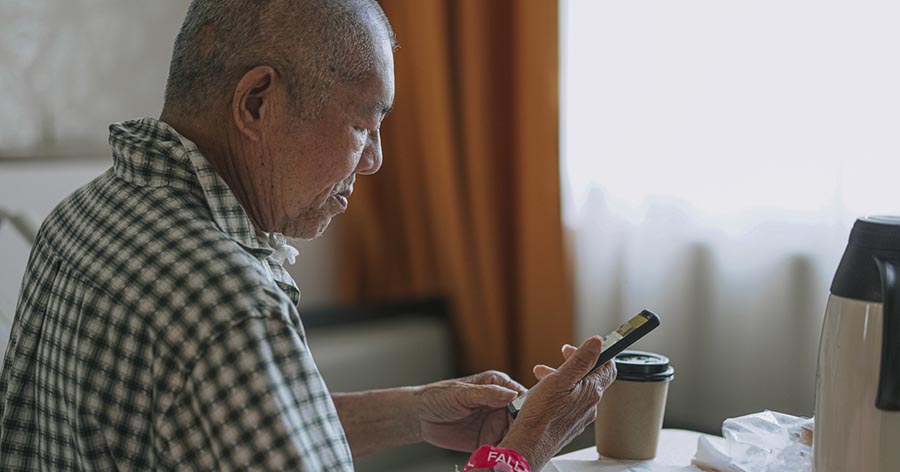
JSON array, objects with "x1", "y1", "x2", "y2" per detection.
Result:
[
  {"x1": 556, "y1": 336, "x2": 603, "y2": 383},
  {"x1": 465, "y1": 384, "x2": 520, "y2": 408},
  {"x1": 532, "y1": 364, "x2": 556, "y2": 381},
  {"x1": 471, "y1": 370, "x2": 528, "y2": 395},
  {"x1": 561, "y1": 344, "x2": 577, "y2": 361},
  {"x1": 531, "y1": 344, "x2": 585, "y2": 382}
]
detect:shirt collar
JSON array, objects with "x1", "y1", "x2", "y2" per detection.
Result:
[{"x1": 110, "y1": 117, "x2": 262, "y2": 251}]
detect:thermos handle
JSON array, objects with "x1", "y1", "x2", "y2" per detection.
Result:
[{"x1": 876, "y1": 258, "x2": 900, "y2": 410}]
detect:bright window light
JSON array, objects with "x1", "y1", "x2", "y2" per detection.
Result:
[{"x1": 562, "y1": 0, "x2": 900, "y2": 226}]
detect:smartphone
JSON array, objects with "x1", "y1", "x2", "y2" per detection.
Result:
[{"x1": 507, "y1": 309, "x2": 661, "y2": 418}]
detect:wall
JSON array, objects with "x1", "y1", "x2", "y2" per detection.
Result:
[{"x1": 1, "y1": 1, "x2": 190, "y2": 157}]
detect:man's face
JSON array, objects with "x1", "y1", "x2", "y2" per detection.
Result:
[{"x1": 264, "y1": 39, "x2": 395, "y2": 239}]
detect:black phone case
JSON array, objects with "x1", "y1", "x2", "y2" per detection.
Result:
[{"x1": 590, "y1": 310, "x2": 660, "y2": 373}]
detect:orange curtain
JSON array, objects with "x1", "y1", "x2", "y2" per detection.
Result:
[{"x1": 340, "y1": 0, "x2": 570, "y2": 383}]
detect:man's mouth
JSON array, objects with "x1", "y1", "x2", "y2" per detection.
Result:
[{"x1": 333, "y1": 189, "x2": 352, "y2": 209}]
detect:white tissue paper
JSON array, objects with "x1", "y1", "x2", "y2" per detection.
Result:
[
  {"x1": 265, "y1": 232, "x2": 300, "y2": 266},
  {"x1": 692, "y1": 410, "x2": 813, "y2": 472}
]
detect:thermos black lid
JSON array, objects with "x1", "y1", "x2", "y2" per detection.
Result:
[
  {"x1": 848, "y1": 216, "x2": 900, "y2": 252},
  {"x1": 613, "y1": 350, "x2": 675, "y2": 382},
  {"x1": 831, "y1": 216, "x2": 900, "y2": 302}
]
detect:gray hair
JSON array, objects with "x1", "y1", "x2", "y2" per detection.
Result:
[{"x1": 164, "y1": 0, "x2": 395, "y2": 118}]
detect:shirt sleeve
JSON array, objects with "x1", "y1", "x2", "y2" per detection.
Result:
[{"x1": 164, "y1": 316, "x2": 353, "y2": 471}]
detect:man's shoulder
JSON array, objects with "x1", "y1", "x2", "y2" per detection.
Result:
[
  {"x1": 37, "y1": 169, "x2": 289, "y2": 317},
  {"x1": 47, "y1": 167, "x2": 210, "y2": 232},
  {"x1": 31, "y1": 170, "x2": 300, "y2": 365}
]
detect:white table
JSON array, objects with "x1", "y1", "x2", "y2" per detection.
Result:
[{"x1": 544, "y1": 429, "x2": 725, "y2": 471}]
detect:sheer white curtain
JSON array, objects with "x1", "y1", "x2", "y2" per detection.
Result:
[{"x1": 563, "y1": 0, "x2": 900, "y2": 433}]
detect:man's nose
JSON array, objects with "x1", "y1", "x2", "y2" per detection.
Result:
[{"x1": 356, "y1": 131, "x2": 383, "y2": 175}]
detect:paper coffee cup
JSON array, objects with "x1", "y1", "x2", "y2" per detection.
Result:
[{"x1": 594, "y1": 350, "x2": 675, "y2": 460}]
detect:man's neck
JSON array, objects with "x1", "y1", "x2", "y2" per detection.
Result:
[{"x1": 159, "y1": 110, "x2": 272, "y2": 233}]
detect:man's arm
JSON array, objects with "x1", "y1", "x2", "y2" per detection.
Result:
[
  {"x1": 332, "y1": 370, "x2": 527, "y2": 458},
  {"x1": 331, "y1": 388, "x2": 423, "y2": 457}
]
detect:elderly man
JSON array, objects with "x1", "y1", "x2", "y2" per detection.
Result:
[{"x1": 0, "y1": 1, "x2": 615, "y2": 470}]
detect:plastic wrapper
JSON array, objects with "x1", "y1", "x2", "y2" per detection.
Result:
[{"x1": 692, "y1": 410, "x2": 813, "y2": 472}]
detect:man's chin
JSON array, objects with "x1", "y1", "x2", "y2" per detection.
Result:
[{"x1": 284, "y1": 215, "x2": 335, "y2": 241}]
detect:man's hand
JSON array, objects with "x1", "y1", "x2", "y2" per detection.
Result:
[
  {"x1": 415, "y1": 370, "x2": 527, "y2": 452},
  {"x1": 498, "y1": 336, "x2": 618, "y2": 471}
]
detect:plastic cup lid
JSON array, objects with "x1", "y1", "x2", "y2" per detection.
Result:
[{"x1": 614, "y1": 350, "x2": 675, "y2": 382}]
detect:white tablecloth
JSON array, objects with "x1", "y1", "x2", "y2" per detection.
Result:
[{"x1": 544, "y1": 429, "x2": 725, "y2": 472}]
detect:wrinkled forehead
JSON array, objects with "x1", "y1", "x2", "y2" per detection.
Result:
[{"x1": 336, "y1": 56, "x2": 394, "y2": 117}]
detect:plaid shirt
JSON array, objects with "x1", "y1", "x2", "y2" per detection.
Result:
[{"x1": 0, "y1": 118, "x2": 354, "y2": 470}]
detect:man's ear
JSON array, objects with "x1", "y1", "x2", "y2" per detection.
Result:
[{"x1": 232, "y1": 66, "x2": 280, "y2": 142}]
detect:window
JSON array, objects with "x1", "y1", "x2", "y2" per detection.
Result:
[{"x1": 562, "y1": 0, "x2": 900, "y2": 432}]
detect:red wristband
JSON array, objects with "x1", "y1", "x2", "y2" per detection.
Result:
[{"x1": 462, "y1": 445, "x2": 532, "y2": 472}]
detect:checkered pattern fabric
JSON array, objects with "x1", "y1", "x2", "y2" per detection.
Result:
[{"x1": 0, "y1": 118, "x2": 354, "y2": 470}]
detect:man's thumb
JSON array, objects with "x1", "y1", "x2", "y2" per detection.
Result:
[
  {"x1": 467, "y1": 384, "x2": 519, "y2": 408},
  {"x1": 556, "y1": 336, "x2": 603, "y2": 383}
]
